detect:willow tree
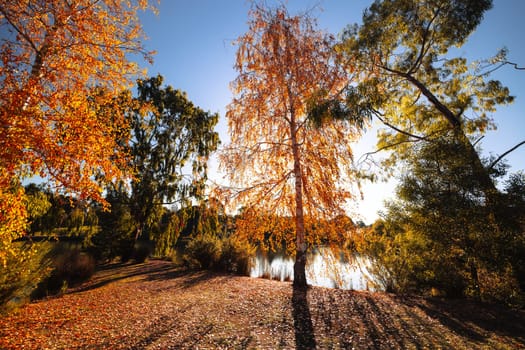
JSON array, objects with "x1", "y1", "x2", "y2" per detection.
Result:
[
  {"x1": 0, "y1": 0, "x2": 156, "y2": 266},
  {"x1": 220, "y1": 4, "x2": 363, "y2": 288},
  {"x1": 127, "y1": 75, "x2": 219, "y2": 241}
]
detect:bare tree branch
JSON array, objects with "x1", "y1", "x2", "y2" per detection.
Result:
[{"x1": 488, "y1": 140, "x2": 525, "y2": 170}]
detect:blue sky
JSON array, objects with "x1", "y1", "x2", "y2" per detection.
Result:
[{"x1": 139, "y1": 0, "x2": 525, "y2": 223}]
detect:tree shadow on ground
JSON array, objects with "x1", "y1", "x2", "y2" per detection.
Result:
[
  {"x1": 67, "y1": 260, "x2": 182, "y2": 294},
  {"x1": 292, "y1": 286, "x2": 317, "y2": 350},
  {"x1": 400, "y1": 295, "x2": 525, "y2": 344},
  {"x1": 69, "y1": 260, "x2": 231, "y2": 295}
]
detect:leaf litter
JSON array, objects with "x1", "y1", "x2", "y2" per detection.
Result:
[{"x1": 0, "y1": 260, "x2": 524, "y2": 349}]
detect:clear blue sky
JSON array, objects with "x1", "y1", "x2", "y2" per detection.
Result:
[{"x1": 139, "y1": 0, "x2": 525, "y2": 224}]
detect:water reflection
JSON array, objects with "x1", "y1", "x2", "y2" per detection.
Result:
[{"x1": 250, "y1": 247, "x2": 381, "y2": 291}]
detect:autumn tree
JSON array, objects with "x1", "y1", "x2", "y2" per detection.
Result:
[
  {"x1": 0, "y1": 1, "x2": 156, "y2": 266},
  {"x1": 220, "y1": 4, "x2": 364, "y2": 288}
]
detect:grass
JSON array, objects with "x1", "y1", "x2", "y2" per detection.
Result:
[{"x1": 0, "y1": 259, "x2": 523, "y2": 349}]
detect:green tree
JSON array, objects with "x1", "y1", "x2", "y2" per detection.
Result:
[
  {"x1": 129, "y1": 75, "x2": 219, "y2": 240},
  {"x1": 119, "y1": 75, "x2": 219, "y2": 244},
  {"x1": 332, "y1": 0, "x2": 525, "y2": 304},
  {"x1": 24, "y1": 184, "x2": 51, "y2": 233},
  {"x1": 335, "y1": 0, "x2": 518, "y2": 192}
]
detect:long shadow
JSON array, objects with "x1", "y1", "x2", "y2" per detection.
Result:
[
  {"x1": 292, "y1": 286, "x2": 317, "y2": 350},
  {"x1": 416, "y1": 297, "x2": 525, "y2": 343},
  {"x1": 67, "y1": 261, "x2": 181, "y2": 294}
]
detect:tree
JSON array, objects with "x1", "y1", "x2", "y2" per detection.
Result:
[
  {"x1": 220, "y1": 4, "x2": 364, "y2": 288},
  {"x1": 24, "y1": 184, "x2": 52, "y2": 232},
  {"x1": 336, "y1": 0, "x2": 516, "y2": 196},
  {"x1": 334, "y1": 0, "x2": 524, "y2": 304},
  {"x1": 365, "y1": 136, "x2": 525, "y2": 304},
  {"x1": 124, "y1": 75, "x2": 219, "y2": 242},
  {"x1": 0, "y1": 0, "x2": 155, "y2": 265}
]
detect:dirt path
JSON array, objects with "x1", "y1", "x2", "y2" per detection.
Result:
[{"x1": 1, "y1": 260, "x2": 524, "y2": 349}]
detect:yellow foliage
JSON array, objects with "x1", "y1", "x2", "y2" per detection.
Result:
[
  {"x1": 0, "y1": 0, "x2": 156, "y2": 277},
  {"x1": 219, "y1": 5, "x2": 364, "y2": 253}
]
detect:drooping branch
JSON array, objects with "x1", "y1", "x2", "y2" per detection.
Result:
[{"x1": 375, "y1": 114, "x2": 429, "y2": 142}]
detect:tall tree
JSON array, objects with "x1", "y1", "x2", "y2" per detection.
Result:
[
  {"x1": 126, "y1": 75, "x2": 219, "y2": 241},
  {"x1": 335, "y1": 0, "x2": 525, "y2": 302},
  {"x1": 0, "y1": 0, "x2": 155, "y2": 265},
  {"x1": 336, "y1": 0, "x2": 516, "y2": 196},
  {"x1": 220, "y1": 4, "x2": 364, "y2": 288}
]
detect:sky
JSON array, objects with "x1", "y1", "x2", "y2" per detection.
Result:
[{"x1": 138, "y1": 0, "x2": 525, "y2": 224}]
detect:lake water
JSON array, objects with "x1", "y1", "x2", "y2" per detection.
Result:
[{"x1": 250, "y1": 247, "x2": 382, "y2": 291}]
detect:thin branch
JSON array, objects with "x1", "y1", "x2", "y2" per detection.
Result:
[
  {"x1": 375, "y1": 114, "x2": 429, "y2": 141},
  {"x1": 488, "y1": 140, "x2": 525, "y2": 170},
  {"x1": 502, "y1": 61, "x2": 525, "y2": 70},
  {"x1": 472, "y1": 135, "x2": 484, "y2": 147}
]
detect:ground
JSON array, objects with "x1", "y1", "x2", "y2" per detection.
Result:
[{"x1": 0, "y1": 260, "x2": 524, "y2": 349}]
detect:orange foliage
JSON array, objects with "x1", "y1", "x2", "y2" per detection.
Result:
[
  {"x1": 0, "y1": 1, "x2": 156, "y2": 256},
  {"x1": 220, "y1": 4, "x2": 364, "y2": 253}
]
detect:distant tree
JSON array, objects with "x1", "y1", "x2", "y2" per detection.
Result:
[
  {"x1": 24, "y1": 184, "x2": 51, "y2": 233},
  {"x1": 220, "y1": 4, "x2": 364, "y2": 288},
  {"x1": 92, "y1": 188, "x2": 136, "y2": 262},
  {"x1": 125, "y1": 75, "x2": 219, "y2": 242}
]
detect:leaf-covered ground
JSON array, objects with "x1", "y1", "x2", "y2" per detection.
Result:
[{"x1": 1, "y1": 260, "x2": 524, "y2": 349}]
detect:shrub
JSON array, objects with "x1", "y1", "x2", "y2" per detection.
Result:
[
  {"x1": 33, "y1": 248, "x2": 96, "y2": 298},
  {"x1": 183, "y1": 233, "x2": 222, "y2": 270},
  {"x1": 183, "y1": 233, "x2": 255, "y2": 274},
  {"x1": 0, "y1": 242, "x2": 53, "y2": 314},
  {"x1": 218, "y1": 236, "x2": 255, "y2": 275},
  {"x1": 54, "y1": 249, "x2": 95, "y2": 283},
  {"x1": 133, "y1": 240, "x2": 152, "y2": 263}
]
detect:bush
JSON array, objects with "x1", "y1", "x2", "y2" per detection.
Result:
[
  {"x1": 183, "y1": 233, "x2": 255, "y2": 275},
  {"x1": 218, "y1": 236, "x2": 255, "y2": 275},
  {"x1": 133, "y1": 240, "x2": 152, "y2": 263},
  {"x1": 183, "y1": 233, "x2": 222, "y2": 270},
  {"x1": 54, "y1": 249, "x2": 95, "y2": 283},
  {"x1": 33, "y1": 248, "x2": 95, "y2": 298},
  {"x1": 0, "y1": 242, "x2": 53, "y2": 314}
]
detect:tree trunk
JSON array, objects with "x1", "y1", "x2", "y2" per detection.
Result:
[{"x1": 290, "y1": 111, "x2": 308, "y2": 289}]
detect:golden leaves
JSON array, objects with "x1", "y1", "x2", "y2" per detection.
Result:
[
  {"x1": 220, "y1": 5, "x2": 363, "y2": 248},
  {"x1": 0, "y1": 1, "x2": 156, "y2": 258}
]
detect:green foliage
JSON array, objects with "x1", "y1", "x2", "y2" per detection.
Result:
[
  {"x1": 0, "y1": 242, "x2": 53, "y2": 314},
  {"x1": 88, "y1": 193, "x2": 136, "y2": 262},
  {"x1": 125, "y1": 75, "x2": 220, "y2": 240},
  {"x1": 24, "y1": 184, "x2": 51, "y2": 226},
  {"x1": 152, "y1": 210, "x2": 181, "y2": 257},
  {"x1": 336, "y1": 0, "x2": 523, "y2": 307},
  {"x1": 337, "y1": 0, "x2": 513, "y2": 187},
  {"x1": 218, "y1": 235, "x2": 256, "y2": 275},
  {"x1": 359, "y1": 136, "x2": 525, "y2": 305},
  {"x1": 183, "y1": 233, "x2": 255, "y2": 275},
  {"x1": 183, "y1": 233, "x2": 222, "y2": 270}
]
